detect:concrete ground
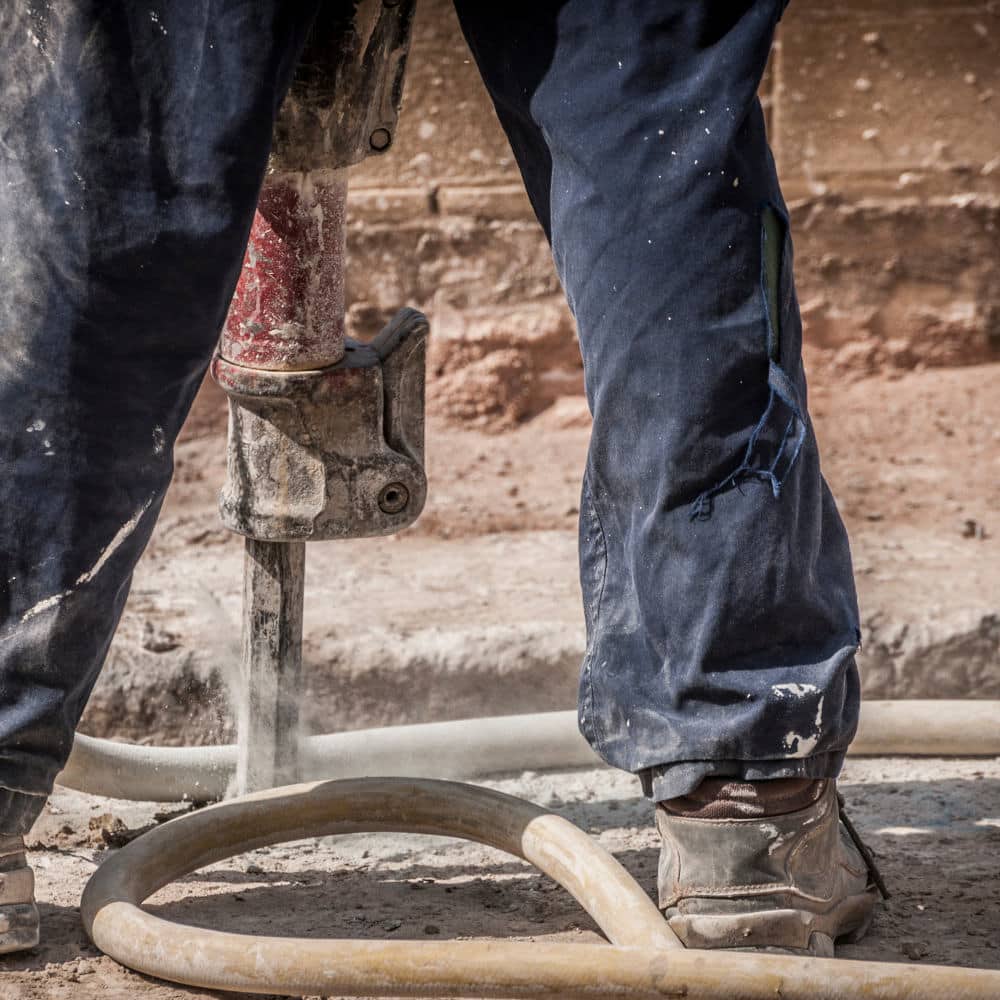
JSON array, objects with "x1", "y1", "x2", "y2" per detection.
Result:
[
  {"x1": 78, "y1": 364, "x2": 1000, "y2": 746},
  {"x1": 2, "y1": 756, "x2": 1000, "y2": 998}
]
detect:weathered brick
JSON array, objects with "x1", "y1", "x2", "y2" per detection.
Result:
[
  {"x1": 347, "y1": 187, "x2": 433, "y2": 223},
  {"x1": 436, "y1": 184, "x2": 535, "y2": 220},
  {"x1": 791, "y1": 195, "x2": 1000, "y2": 372},
  {"x1": 776, "y1": 6, "x2": 1000, "y2": 185},
  {"x1": 345, "y1": 218, "x2": 559, "y2": 321},
  {"x1": 332, "y1": 0, "x2": 1000, "y2": 429}
]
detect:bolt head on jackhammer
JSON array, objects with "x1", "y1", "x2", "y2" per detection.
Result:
[
  {"x1": 369, "y1": 127, "x2": 392, "y2": 151},
  {"x1": 378, "y1": 482, "x2": 409, "y2": 514}
]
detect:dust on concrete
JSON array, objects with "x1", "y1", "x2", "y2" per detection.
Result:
[{"x1": 74, "y1": 362, "x2": 1000, "y2": 746}]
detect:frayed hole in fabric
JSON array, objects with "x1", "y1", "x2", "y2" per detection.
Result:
[{"x1": 690, "y1": 204, "x2": 806, "y2": 522}]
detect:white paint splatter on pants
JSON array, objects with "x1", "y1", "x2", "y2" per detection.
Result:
[{"x1": 6, "y1": 495, "x2": 155, "y2": 632}]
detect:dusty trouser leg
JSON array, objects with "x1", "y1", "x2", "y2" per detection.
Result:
[
  {"x1": 0, "y1": 1, "x2": 326, "y2": 833},
  {"x1": 456, "y1": 1, "x2": 861, "y2": 800}
]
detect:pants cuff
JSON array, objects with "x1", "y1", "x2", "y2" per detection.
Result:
[
  {"x1": 0, "y1": 786, "x2": 47, "y2": 836},
  {"x1": 638, "y1": 750, "x2": 848, "y2": 803}
]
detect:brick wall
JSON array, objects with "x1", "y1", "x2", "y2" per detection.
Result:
[{"x1": 344, "y1": 0, "x2": 1000, "y2": 426}]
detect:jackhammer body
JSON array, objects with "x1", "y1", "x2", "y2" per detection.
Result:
[{"x1": 210, "y1": 0, "x2": 425, "y2": 793}]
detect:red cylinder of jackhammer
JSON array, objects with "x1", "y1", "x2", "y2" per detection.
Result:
[{"x1": 221, "y1": 170, "x2": 348, "y2": 372}]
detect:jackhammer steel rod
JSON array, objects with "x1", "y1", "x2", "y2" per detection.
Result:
[{"x1": 236, "y1": 539, "x2": 306, "y2": 794}]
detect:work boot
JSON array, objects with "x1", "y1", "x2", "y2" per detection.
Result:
[
  {"x1": 0, "y1": 835, "x2": 39, "y2": 954},
  {"x1": 656, "y1": 779, "x2": 883, "y2": 955}
]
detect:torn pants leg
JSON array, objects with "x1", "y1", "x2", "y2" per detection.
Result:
[
  {"x1": 457, "y1": 0, "x2": 862, "y2": 799},
  {"x1": 0, "y1": 2, "x2": 322, "y2": 831}
]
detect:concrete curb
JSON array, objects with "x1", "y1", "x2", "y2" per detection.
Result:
[{"x1": 76, "y1": 524, "x2": 1000, "y2": 745}]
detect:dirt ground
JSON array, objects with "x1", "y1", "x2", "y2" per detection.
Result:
[
  {"x1": 3, "y1": 362, "x2": 999, "y2": 997},
  {"x1": 172, "y1": 359, "x2": 1000, "y2": 544},
  {"x1": 76, "y1": 361, "x2": 1000, "y2": 745},
  {"x1": 3, "y1": 757, "x2": 1000, "y2": 999}
]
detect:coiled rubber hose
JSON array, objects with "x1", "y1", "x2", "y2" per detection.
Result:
[{"x1": 82, "y1": 776, "x2": 1000, "y2": 999}]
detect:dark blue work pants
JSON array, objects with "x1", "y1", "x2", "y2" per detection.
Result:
[{"x1": 0, "y1": 1, "x2": 860, "y2": 833}]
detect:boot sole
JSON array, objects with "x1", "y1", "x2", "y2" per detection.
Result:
[
  {"x1": 0, "y1": 902, "x2": 40, "y2": 954},
  {"x1": 666, "y1": 887, "x2": 878, "y2": 953}
]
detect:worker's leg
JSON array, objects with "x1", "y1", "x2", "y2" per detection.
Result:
[
  {"x1": 455, "y1": 1, "x2": 861, "y2": 800},
  {"x1": 0, "y1": 2, "x2": 322, "y2": 833}
]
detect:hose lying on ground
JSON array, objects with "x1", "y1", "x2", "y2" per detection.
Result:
[
  {"x1": 58, "y1": 699, "x2": 1000, "y2": 802},
  {"x1": 81, "y1": 775, "x2": 1000, "y2": 1000}
]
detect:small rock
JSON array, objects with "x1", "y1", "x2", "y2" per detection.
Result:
[
  {"x1": 961, "y1": 519, "x2": 987, "y2": 540},
  {"x1": 382, "y1": 919, "x2": 402, "y2": 932},
  {"x1": 141, "y1": 620, "x2": 181, "y2": 653},
  {"x1": 88, "y1": 813, "x2": 132, "y2": 849},
  {"x1": 424, "y1": 924, "x2": 441, "y2": 935}
]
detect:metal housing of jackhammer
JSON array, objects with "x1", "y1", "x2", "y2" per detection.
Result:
[
  {"x1": 273, "y1": 0, "x2": 417, "y2": 169},
  {"x1": 212, "y1": 0, "x2": 426, "y2": 545},
  {"x1": 212, "y1": 309, "x2": 427, "y2": 541}
]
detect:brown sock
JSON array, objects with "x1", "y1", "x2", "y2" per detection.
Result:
[{"x1": 662, "y1": 778, "x2": 826, "y2": 820}]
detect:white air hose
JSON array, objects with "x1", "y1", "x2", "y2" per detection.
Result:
[
  {"x1": 58, "y1": 699, "x2": 1000, "y2": 802},
  {"x1": 74, "y1": 703, "x2": 1000, "y2": 997}
]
